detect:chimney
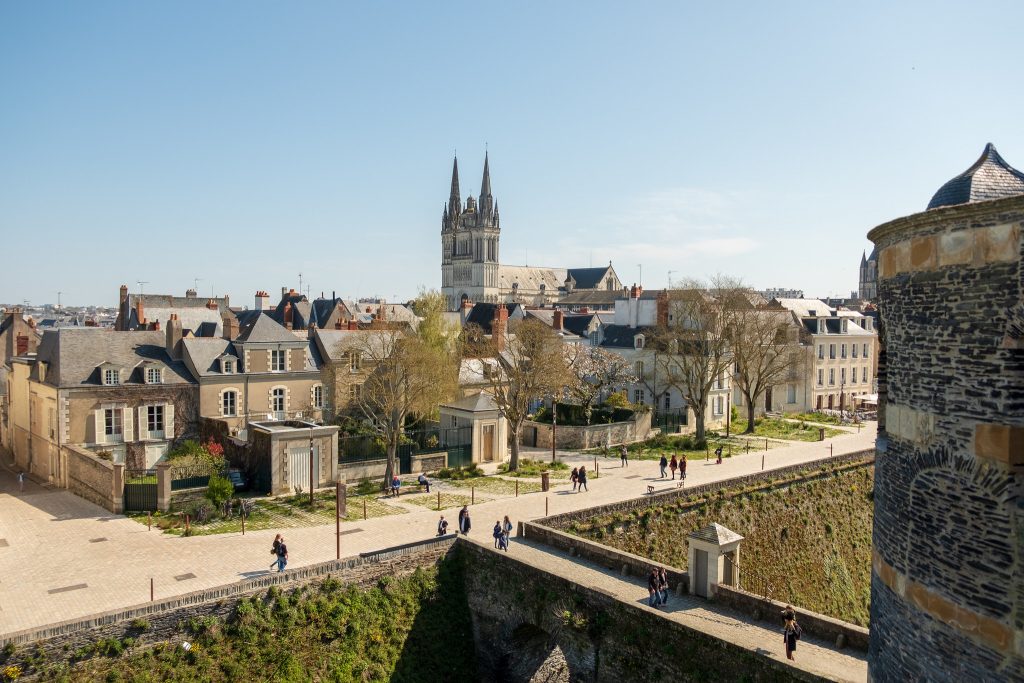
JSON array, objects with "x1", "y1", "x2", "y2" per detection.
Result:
[
  {"x1": 284, "y1": 301, "x2": 293, "y2": 329},
  {"x1": 153, "y1": 320, "x2": 161, "y2": 331},
  {"x1": 255, "y1": 290, "x2": 270, "y2": 311},
  {"x1": 222, "y1": 313, "x2": 239, "y2": 340},
  {"x1": 553, "y1": 310, "x2": 564, "y2": 331},
  {"x1": 460, "y1": 297, "x2": 474, "y2": 325},
  {"x1": 206, "y1": 299, "x2": 218, "y2": 310},
  {"x1": 119, "y1": 285, "x2": 129, "y2": 304},
  {"x1": 493, "y1": 304, "x2": 508, "y2": 353},
  {"x1": 347, "y1": 320, "x2": 358, "y2": 331},
  {"x1": 15, "y1": 334, "x2": 28, "y2": 356},
  {"x1": 185, "y1": 288, "x2": 198, "y2": 298},
  {"x1": 282, "y1": 287, "x2": 288, "y2": 299},
  {"x1": 335, "y1": 319, "x2": 343, "y2": 330},
  {"x1": 136, "y1": 298, "x2": 145, "y2": 325},
  {"x1": 580, "y1": 307, "x2": 589, "y2": 314},
  {"x1": 166, "y1": 313, "x2": 183, "y2": 359},
  {"x1": 656, "y1": 290, "x2": 669, "y2": 328}
]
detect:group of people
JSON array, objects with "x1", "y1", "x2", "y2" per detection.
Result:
[
  {"x1": 657, "y1": 453, "x2": 687, "y2": 480},
  {"x1": 270, "y1": 534, "x2": 288, "y2": 572},
  {"x1": 569, "y1": 465, "x2": 590, "y2": 492},
  {"x1": 437, "y1": 507, "x2": 514, "y2": 551},
  {"x1": 647, "y1": 566, "x2": 670, "y2": 607},
  {"x1": 491, "y1": 515, "x2": 514, "y2": 551}
]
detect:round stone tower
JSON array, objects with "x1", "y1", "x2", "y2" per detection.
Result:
[{"x1": 867, "y1": 144, "x2": 1024, "y2": 680}]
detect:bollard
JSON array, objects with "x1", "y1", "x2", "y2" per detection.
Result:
[
  {"x1": 706, "y1": 446, "x2": 709, "y2": 461},
  {"x1": 147, "y1": 512, "x2": 152, "y2": 531},
  {"x1": 516, "y1": 480, "x2": 519, "y2": 497},
  {"x1": 596, "y1": 461, "x2": 599, "y2": 478},
  {"x1": 437, "y1": 491, "x2": 441, "y2": 511},
  {"x1": 766, "y1": 438, "x2": 769, "y2": 451},
  {"x1": 185, "y1": 514, "x2": 190, "y2": 534},
  {"x1": 472, "y1": 486, "x2": 475, "y2": 505},
  {"x1": 761, "y1": 454, "x2": 765, "y2": 470},
  {"x1": 363, "y1": 499, "x2": 367, "y2": 520},
  {"x1": 546, "y1": 497, "x2": 549, "y2": 516},
  {"x1": 593, "y1": 455, "x2": 597, "y2": 472},
  {"x1": 241, "y1": 510, "x2": 245, "y2": 535},
  {"x1": 150, "y1": 577, "x2": 154, "y2": 602},
  {"x1": 336, "y1": 481, "x2": 341, "y2": 560},
  {"x1": 830, "y1": 444, "x2": 834, "y2": 457}
]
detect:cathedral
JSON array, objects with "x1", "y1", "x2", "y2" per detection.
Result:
[{"x1": 440, "y1": 153, "x2": 621, "y2": 311}]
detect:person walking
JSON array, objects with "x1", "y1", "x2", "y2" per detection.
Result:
[
  {"x1": 570, "y1": 467, "x2": 579, "y2": 492},
  {"x1": 659, "y1": 454, "x2": 668, "y2": 479},
  {"x1": 715, "y1": 446, "x2": 723, "y2": 465},
  {"x1": 619, "y1": 444, "x2": 628, "y2": 467},
  {"x1": 658, "y1": 567, "x2": 670, "y2": 606},
  {"x1": 647, "y1": 567, "x2": 660, "y2": 607},
  {"x1": 492, "y1": 520, "x2": 503, "y2": 548},
  {"x1": 577, "y1": 465, "x2": 588, "y2": 492},
  {"x1": 501, "y1": 515, "x2": 513, "y2": 551},
  {"x1": 270, "y1": 533, "x2": 283, "y2": 570},
  {"x1": 275, "y1": 535, "x2": 289, "y2": 573},
  {"x1": 783, "y1": 615, "x2": 801, "y2": 660},
  {"x1": 437, "y1": 515, "x2": 448, "y2": 536},
  {"x1": 669, "y1": 454, "x2": 678, "y2": 480},
  {"x1": 680, "y1": 457, "x2": 687, "y2": 482},
  {"x1": 17, "y1": 471, "x2": 25, "y2": 493},
  {"x1": 458, "y1": 505, "x2": 472, "y2": 535}
]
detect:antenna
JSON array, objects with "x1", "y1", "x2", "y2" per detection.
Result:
[
  {"x1": 137, "y1": 280, "x2": 149, "y2": 295},
  {"x1": 57, "y1": 291, "x2": 62, "y2": 310},
  {"x1": 667, "y1": 270, "x2": 677, "y2": 287},
  {"x1": 193, "y1": 277, "x2": 203, "y2": 291},
  {"x1": 298, "y1": 272, "x2": 303, "y2": 295}
]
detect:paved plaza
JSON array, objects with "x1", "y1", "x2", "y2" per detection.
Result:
[{"x1": 1, "y1": 423, "x2": 875, "y2": 679}]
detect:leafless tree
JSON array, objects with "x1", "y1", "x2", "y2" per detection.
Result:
[{"x1": 563, "y1": 345, "x2": 637, "y2": 424}]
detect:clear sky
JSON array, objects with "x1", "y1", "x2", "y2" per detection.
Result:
[{"x1": 2, "y1": 2, "x2": 1022, "y2": 307}]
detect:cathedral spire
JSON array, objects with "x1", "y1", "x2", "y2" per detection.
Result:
[
  {"x1": 480, "y1": 150, "x2": 492, "y2": 199},
  {"x1": 450, "y1": 155, "x2": 461, "y2": 204}
]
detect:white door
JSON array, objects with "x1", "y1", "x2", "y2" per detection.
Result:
[
  {"x1": 288, "y1": 445, "x2": 320, "y2": 494},
  {"x1": 144, "y1": 443, "x2": 169, "y2": 468}
]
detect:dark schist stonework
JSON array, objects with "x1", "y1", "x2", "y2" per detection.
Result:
[{"x1": 867, "y1": 193, "x2": 1024, "y2": 681}]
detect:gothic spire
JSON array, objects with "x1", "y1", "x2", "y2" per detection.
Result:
[
  {"x1": 480, "y1": 151, "x2": 492, "y2": 199},
  {"x1": 449, "y1": 155, "x2": 461, "y2": 204}
]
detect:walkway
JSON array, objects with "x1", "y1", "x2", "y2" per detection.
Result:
[
  {"x1": 472, "y1": 535, "x2": 867, "y2": 683},
  {"x1": 0, "y1": 424, "x2": 876, "y2": 648}
]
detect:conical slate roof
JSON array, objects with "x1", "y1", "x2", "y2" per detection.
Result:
[
  {"x1": 927, "y1": 143, "x2": 1024, "y2": 210},
  {"x1": 688, "y1": 522, "x2": 743, "y2": 546}
]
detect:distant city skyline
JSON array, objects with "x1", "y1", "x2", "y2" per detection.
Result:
[{"x1": 2, "y1": 2, "x2": 1022, "y2": 306}]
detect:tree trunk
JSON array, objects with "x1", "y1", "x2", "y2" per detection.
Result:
[
  {"x1": 693, "y1": 408, "x2": 706, "y2": 444},
  {"x1": 383, "y1": 433, "x2": 399, "y2": 488},
  {"x1": 745, "y1": 396, "x2": 756, "y2": 434},
  {"x1": 508, "y1": 423, "x2": 522, "y2": 471}
]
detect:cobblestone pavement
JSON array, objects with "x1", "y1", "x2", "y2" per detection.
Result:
[
  {"x1": 473, "y1": 536, "x2": 867, "y2": 683},
  {"x1": 0, "y1": 425, "x2": 876, "y2": 648}
]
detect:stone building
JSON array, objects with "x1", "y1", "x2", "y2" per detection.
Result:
[
  {"x1": 439, "y1": 154, "x2": 621, "y2": 310},
  {"x1": 858, "y1": 249, "x2": 878, "y2": 301},
  {"x1": 867, "y1": 143, "x2": 1024, "y2": 679}
]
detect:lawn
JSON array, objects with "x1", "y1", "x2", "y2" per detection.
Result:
[
  {"x1": 730, "y1": 416, "x2": 845, "y2": 441},
  {"x1": 604, "y1": 434, "x2": 785, "y2": 461},
  {"x1": 497, "y1": 458, "x2": 571, "y2": 479},
  {"x1": 401, "y1": 492, "x2": 474, "y2": 510},
  {"x1": 785, "y1": 411, "x2": 845, "y2": 425},
  {"x1": 446, "y1": 476, "x2": 543, "y2": 496}
]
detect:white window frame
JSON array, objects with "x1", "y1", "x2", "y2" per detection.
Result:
[
  {"x1": 841, "y1": 368, "x2": 847, "y2": 385},
  {"x1": 841, "y1": 344, "x2": 847, "y2": 359},
  {"x1": 349, "y1": 352, "x2": 361, "y2": 372},
  {"x1": 817, "y1": 344, "x2": 824, "y2": 360},
  {"x1": 787, "y1": 383, "x2": 796, "y2": 404},
  {"x1": 863, "y1": 343, "x2": 869, "y2": 358},
  {"x1": 633, "y1": 389, "x2": 644, "y2": 404},
  {"x1": 271, "y1": 349, "x2": 286, "y2": 372},
  {"x1": 852, "y1": 367, "x2": 858, "y2": 384},
  {"x1": 146, "y1": 367, "x2": 162, "y2": 384},
  {"x1": 634, "y1": 361, "x2": 644, "y2": 378},
  {"x1": 829, "y1": 368, "x2": 835, "y2": 385},
  {"x1": 271, "y1": 387, "x2": 286, "y2": 413},
  {"x1": 817, "y1": 369, "x2": 824, "y2": 386},
  {"x1": 104, "y1": 369, "x2": 120, "y2": 386},
  {"x1": 104, "y1": 408, "x2": 123, "y2": 441},
  {"x1": 222, "y1": 390, "x2": 238, "y2": 417},
  {"x1": 349, "y1": 384, "x2": 361, "y2": 401},
  {"x1": 829, "y1": 344, "x2": 836, "y2": 360},
  {"x1": 147, "y1": 405, "x2": 165, "y2": 434},
  {"x1": 313, "y1": 385, "x2": 323, "y2": 409},
  {"x1": 852, "y1": 344, "x2": 859, "y2": 359}
]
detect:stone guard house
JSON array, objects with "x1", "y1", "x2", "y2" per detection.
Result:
[
  {"x1": 439, "y1": 392, "x2": 508, "y2": 465},
  {"x1": 244, "y1": 419, "x2": 339, "y2": 495}
]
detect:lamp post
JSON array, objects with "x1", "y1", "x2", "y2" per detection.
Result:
[{"x1": 551, "y1": 399, "x2": 557, "y2": 463}]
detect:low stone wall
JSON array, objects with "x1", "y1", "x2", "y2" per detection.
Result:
[
  {"x1": 412, "y1": 451, "x2": 445, "y2": 473},
  {"x1": 338, "y1": 458, "x2": 387, "y2": 482},
  {"x1": 524, "y1": 411, "x2": 652, "y2": 450},
  {"x1": 712, "y1": 584, "x2": 870, "y2": 651},
  {"x1": 543, "y1": 449, "x2": 875, "y2": 527},
  {"x1": 63, "y1": 444, "x2": 122, "y2": 513},
  {"x1": 0, "y1": 536, "x2": 457, "y2": 663},
  {"x1": 520, "y1": 520, "x2": 688, "y2": 592}
]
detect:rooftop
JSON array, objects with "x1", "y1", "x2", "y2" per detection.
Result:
[{"x1": 927, "y1": 143, "x2": 1024, "y2": 210}]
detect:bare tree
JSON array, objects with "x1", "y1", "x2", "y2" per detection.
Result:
[
  {"x1": 653, "y1": 277, "x2": 737, "y2": 443},
  {"x1": 724, "y1": 294, "x2": 806, "y2": 433},
  {"x1": 352, "y1": 291, "x2": 459, "y2": 485},
  {"x1": 482, "y1": 318, "x2": 571, "y2": 471},
  {"x1": 564, "y1": 345, "x2": 637, "y2": 424}
]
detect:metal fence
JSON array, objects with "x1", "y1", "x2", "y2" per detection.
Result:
[
  {"x1": 338, "y1": 426, "x2": 474, "y2": 472},
  {"x1": 123, "y1": 468, "x2": 157, "y2": 511},
  {"x1": 170, "y1": 462, "x2": 224, "y2": 491},
  {"x1": 653, "y1": 409, "x2": 688, "y2": 433}
]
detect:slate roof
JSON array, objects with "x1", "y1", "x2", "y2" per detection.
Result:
[
  {"x1": 566, "y1": 266, "x2": 611, "y2": 289},
  {"x1": 599, "y1": 324, "x2": 647, "y2": 349},
  {"x1": 129, "y1": 306, "x2": 222, "y2": 336},
  {"x1": 35, "y1": 329, "x2": 193, "y2": 387},
  {"x1": 928, "y1": 143, "x2": 1024, "y2": 210},
  {"x1": 688, "y1": 522, "x2": 743, "y2": 546},
  {"x1": 773, "y1": 298, "x2": 834, "y2": 318},
  {"x1": 555, "y1": 290, "x2": 620, "y2": 308},
  {"x1": 463, "y1": 302, "x2": 526, "y2": 334},
  {"x1": 181, "y1": 338, "x2": 237, "y2": 376},
  {"x1": 442, "y1": 391, "x2": 499, "y2": 412},
  {"x1": 497, "y1": 265, "x2": 567, "y2": 292},
  {"x1": 234, "y1": 311, "x2": 302, "y2": 344},
  {"x1": 313, "y1": 328, "x2": 392, "y2": 363},
  {"x1": 563, "y1": 313, "x2": 600, "y2": 338}
]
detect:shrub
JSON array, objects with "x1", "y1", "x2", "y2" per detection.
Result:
[
  {"x1": 602, "y1": 392, "x2": 630, "y2": 409},
  {"x1": 205, "y1": 474, "x2": 234, "y2": 510},
  {"x1": 435, "y1": 464, "x2": 483, "y2": 480}
]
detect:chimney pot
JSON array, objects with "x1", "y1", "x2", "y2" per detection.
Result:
[
  {"x1": 553, "y1": 310, "x2": 564, "y2": 331},
  {"x1": 347, "y1": 320, "x2": 358, "y2": 330}
]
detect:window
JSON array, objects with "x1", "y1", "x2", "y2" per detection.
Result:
[
  {"x1": 818, "y1": 369, "x2": 824, "y2": 386},
  {"x1": 634, "y1": 335, "x2": 645, "y2": 350},
  {"x1": 852, "y1": 367, "x2": 858, "y2": 384},
  {"x1": 146, "y1": 367, "x2": 162, "y2": 384},
  {"x1": 313, "y1": 385, "x2": 323, "y2": 409},
  {"x1": 349, "y1": 384, "x2": 361, "y2": 401},
  {"x1": 633, "y1": 389, "x2": 644, "y2": 404},
  {"x1": 272, "y1": 388, "x2": 286, "y2": 413},
  {"x1": 634, "y1": 361, "x2": 644, "y2": 378},
  {"x1": 49, "y1": 408, "x2": 56, "y2": 439},
  {"x1": 271, "y1": 350, "x2": 286, "y2": 372},
  {"x1": 104, "y1": 408, "x2": 122, "y2": 439},
  {"x1": 349, "y1": 352, "x2": 361, "y2": 372},
  {"x1": 817, "y1": 344, "x2": 824, "y2": 360},
  {"x1": 590, "y1": 334, "x2": 598, "y2": 347},
  {"x1": 829, "y1": 369, "x2": 835, "y2": 385},
  {"x1": 787, "y1": 384, "x2": 796, "y2": 404},
  {"x1": 852, "y1": 344, "x2": 858, "y2": 359},
  {"x1": 863, "y1": 366, "x2": 868, "y2": 383},
  {"x1": 222, "y1": 391, "x2": 237, "y2": 417},
  {"x1": 829, "y1": 344, "x2": 836, "y2": 360},
  {"x1": 841, "y1": 344, "x2": 847, "y2": 359},
  {"x1": 863, "y1": 343, "x2": 869, "y2": 358},
  {"x1": 713, "y1": 396, "x2": 724, "y2": 416},
  {"x1": 147, "y1": 405, "x2": 164, "y2": 433},
  {"x1": 223, "y1": 360, "x2": 234, "y2": 374},
  {"x1": 841, "y1": 368, "x2": 846, "y2": 385},
  {"x1": 449, "y1": 415, "x2": 458, "y2": 428},
  {"x1": 104, "y1": 369, "x2": 120, "y2": 386},
  {"x1": 663, "y1": 394, "x2": 671, "y2": 411}
]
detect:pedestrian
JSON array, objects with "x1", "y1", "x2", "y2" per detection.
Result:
[
  {"x1": 493, "y1": 520, "x2": 503, "y2": 548},
  {"x1": 715, "y1": 446, "x2": 723, "y2": 465},
  {"x1": 501, "y1": 515, "x2": 513, "y2": 551},
  {"x1": 647, "y1": 567, "x2": 660, "y2": 607},
  {"x1": 578, "y1": 465, "x2": 588, "y2": 492},
  {"x1": 669, "y1": 454, "x2": 678, "y2": 480},
  {"x1": 619, "y1": 444, "x2": 628, "y2": 467},
  {"x1": 391, "y1": 475, "x2": 401, "y2": 497},
  {"x1": 437, "y1": 515, "x2": 448, "y2": 536},
  {"x1": 17, "y1": 471, "x2": 25, "y2": 492},
  {"x1": 418, "y1": 472, "x2": 431, "y2": 493},
  {"x1": 570, "y1": 467, "x2": 579, "y2": 491},
  {"x1": 783, "y1": 615, "x2": 801, "y2": 660},
  {"x1": 680, "y1": 457, "x2": 687, "y2": 482},
  {"x1": 270, "y1": 533, "x2": 282, "y2": 570},
  {"x1": 458, "y1": 505, "x2": 471, "y2": 535},
  {"x1": 658, "y1": 567, "x2": 670, "y2": 605},
  {"x1": 275, "y1": 535, "x2": 289, "y2": 572},
  {"x1": 659, "y1": 454, "x2": 668, "y2": 479}
]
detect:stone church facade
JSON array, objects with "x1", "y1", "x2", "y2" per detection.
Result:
[{"x1": 440, "y1": 154, "x2": 621, "y2": 311}]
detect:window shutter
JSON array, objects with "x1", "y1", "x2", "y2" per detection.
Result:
[
  {"x1": 165, "y1": 402, "x2": 175, "y2": 437},
  {"x1": 138, "y1": 406, "x2": 149, "y2": 440},
  {"x1": 123, "y1": 406, "x2": 134, "y2": 441},
  {"x1": 94, "y1": 409, "x2": 104, "y2": 443}
]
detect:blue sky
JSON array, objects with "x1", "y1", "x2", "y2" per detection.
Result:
[{"x1": 2, "y1": 2, "x2": 1022, "y2": 307}]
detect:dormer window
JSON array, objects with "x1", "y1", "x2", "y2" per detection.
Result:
[
  {"x1": 220, "y1": 358, "x2": 234, "y2": 374},
  {"x1": 634, "y1": 334, "x2": 645, "y2": 350},
  {"x1": 103, "y1": 368, "x2": 120, "y2": 386},
  {"x1": 349, "y1": 352, "x2": 361, "y2": 372},
  {"x1": 146, "y1": 367, "x2": 163, "y2": 384}
]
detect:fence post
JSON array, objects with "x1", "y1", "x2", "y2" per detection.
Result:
[
  {"x1": 147, "y1": 511, "x2": 152, "y2": 531},
  {"x1": 471, "y1": 486, "x2": 475, "y2": 505},
  {"x1": 437, "y1": 491, "x2": 441, "y2": 511},
  {"x1": 241, "y1": 510, "x2": 245, "y2": 535},
  {"x1": 761, "y1": 454, "x2": 765, "y2": 471},
  {"x1": 516, "y1": 480, "x2": 519, "y2": 497},
  {"x1": 765, "y1": 438, "x2": 768, "y2": 451},
  {"x1": 546, "y1": 497, "x2": 548, "y2": 516},
  {"x1": 363, "y1": 499, "x2": 367, "y2": 520},
  {"x1": 150, "y1": 577, "x2": 154, "y2": 602},
  {"x1": 336, "y1": 481, "x2": 341, "y2": 560}
]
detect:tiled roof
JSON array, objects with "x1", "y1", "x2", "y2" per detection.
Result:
[
  {"x1": 35, "y1": 329, "x2": 193, "y2": 387},
  {"x1": 688, "y1": 522, "x2": 743, "y2": 546},
  {"x1": 927, "y1": 143, "x2": 1024, "y2": 210},
  {"x1": 129, "y1": 306, "x2": 222, "y2": 336}
]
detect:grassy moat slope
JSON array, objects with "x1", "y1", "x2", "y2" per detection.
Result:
[{"x1": 565, "y1": 462, "x2": 874, "y2": 626}]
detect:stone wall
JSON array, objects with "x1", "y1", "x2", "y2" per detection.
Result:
[
  {"x1": 523, "y1": 411, "x2": 652, "y2": 450},
  {"x1": 867, "y1": 194, "x2": 1024, "y2": 680},
  {"x1": 0, "y1": 536, "x2": 457, "y2": 665},
  {"x1": 63, "y1": 444, "x2": 122, "y2": 513},
  {"x1": 459, "y1": 541, "x2": 829, "y2": 682}
]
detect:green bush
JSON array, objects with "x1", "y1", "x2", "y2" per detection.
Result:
[
  {"x1": 435, "y1": 464, "x2": 484, "y2": 480},
  {"x1": 205, "y1": 474, "x2": 234, "y2": 509}
]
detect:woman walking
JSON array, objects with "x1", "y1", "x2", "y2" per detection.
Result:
[
  {"x1": 500, "y1": 515, "x2": 513, "y2": 551},
  {"x1": 783, "y1": 615, "x2": 801, "y2": 660},
  {"x1": 669, "y1": 454, "x2": 678, "y2": 480},
  {"x1": 659, "y1": 454, "x2": 668, "y2": 478},
  {"x1": 577, "y1": 465, "x2": 588, "y2": 492},
  {"x1": 570, "y1": 467, "x2": 579, "y2": 491},
  {"x1": 658, "y1": 567, "x2": 670, "y2": 605}
]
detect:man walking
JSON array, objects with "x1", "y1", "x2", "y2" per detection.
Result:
[
  {"x1": 275, "y1": 535, "x2": 289, "y2": 572},
  {"x1": 659, "y1": 454, "x2": 668, "y2": 479},
  {"x1": 620, "y1": 444, "x2": 628, "y2": 467},
  {"x1": 437, "y1": 515, "x2": 448, "y2": 536},
  {"x1": 648, "y1": 567, "x2": 660, "y2": 607}
]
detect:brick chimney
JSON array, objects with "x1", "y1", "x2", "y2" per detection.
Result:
[
  {"x1": 185, "y1": 288, "x2": 197, "y2": 299},
  {"x1": 136, "y1": 298, "x2": 145, "y2": 325},
  {"x1": 119, "y1": 285, "x2": 129, "y2": 305},
  {"x1": 255, "y1": 290, "x2": 270, "y2": 311},
  {"x1": 553, "y1": 310, "x2": 564, "y2": 331},
  {"x1": 166, "y1": 313, "x2": 183, "y2": 359},
  {"x1": 460, "y1": 297, "x2": 474, "y2": 325},
  {"x1": 335, "y1": 319, "x2": 343, "y2": 330},
  {"x1": 152, "y1": 320, "x2": 161, "y2": 331},
  {"x1": 206, "y1": 299, "x2": 218, "y2": 310},
  {"x1": 347, "y1": 319, "x2": 359, "y2": 331},
  {"x1": 222, "y1": 313, "x2": 239, "y2": 340},
  {"x1": 656, "y1": 290, "x2": 669, "y2": 328},
  {"x1": 493, "y1": 304, "x2": 508, "y2": 352},
  {"x1": 283, "y1": 301, "x2": 293, "y2": 329},
  {"x1": 15, "y1": 334, "x2": 29, "y2": 356}
]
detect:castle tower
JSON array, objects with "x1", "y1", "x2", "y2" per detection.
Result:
[
  {"x1": 441, "y1": 153, "x2": 501, "y2": 310},
  {"x1": 867, "y1": 144, "x2": 1024, "y2": 679}
]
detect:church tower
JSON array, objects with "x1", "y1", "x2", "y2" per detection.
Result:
[{"x1": 441, "y1": 153, "x2": 501, "y2": 310}]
